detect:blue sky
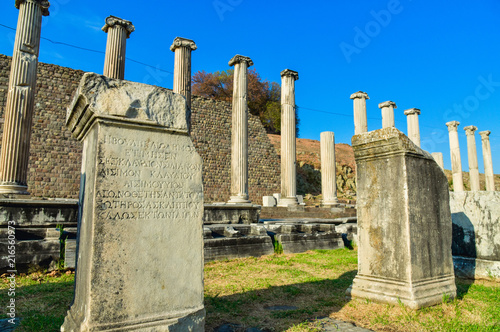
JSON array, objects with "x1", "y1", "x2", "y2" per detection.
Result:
[{"x1": 1, "y1": 0, "x2": 499, "y2": 174}]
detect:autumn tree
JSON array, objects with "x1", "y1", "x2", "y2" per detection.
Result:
[{"x1": 192, "y1": 68, "x2": 299, "y2": 136}]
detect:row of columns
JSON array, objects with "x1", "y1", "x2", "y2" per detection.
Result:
[
  {"x1": 446, "y1": 121, "x2": 495, "y2": 191},
  {"x1": 350, "y1": 89, "x2": 495, "y2": 192}
]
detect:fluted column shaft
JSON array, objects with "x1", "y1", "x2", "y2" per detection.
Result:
[
  {"x1": 379, "y1": 101, "x2": 396, "y2": 128},
  {"x1": 102, "y1": 16, "x2": 134, "y2": 80},
  {"x1": 431, "y1": 152, "x2": 444, "y2": 171},
  {"x1": 446, "y1": 121, "x2": 464, "y2": 192},
  {"x1": 170, "y1": 37, "x2": 197, "y2": 110},
  {"x1": 405, "y1": 108, "x2": 421, "y2": 147},
  {"x1": 278, "y1": 69, "x2": 299, "y2": 207},
  {"x1": 464, "y1": 126, "x2": 480, "y2": 191},
  {"x1": 479, "y1": 131, "x2": 495, "y2": 191},
  {"x1": 228, "y1": 55, "x2": 253, "y2": 203},
  {"x1": 351, "y1": 91, "x2": 369, "y2": 135},
  {"x1": 321, "y1": 132, "x2": 338, "y2": 206},
  {"x1": 0, "y1": 0, "x2": 49, "y2": 194}
]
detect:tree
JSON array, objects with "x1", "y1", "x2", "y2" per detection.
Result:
[{"x1": 192, "y1": 68, "x2": 299, "y2": 136}]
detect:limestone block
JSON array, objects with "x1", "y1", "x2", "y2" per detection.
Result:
[
  {"x1": 347, "y1": 127, "x2": 456, "y2": 309},
  {"x1": 262, "y1": 196, "x2": 277, "y2": 207},
  {"x1": 276, "y1": 232, "x2": 343, "y2": 254},
  {"x1": 61, "y1": 73, "x2": 204, "y2": 331},
  {"x1": 450, "y1": 191, "x2": 500, "y2": 279}
]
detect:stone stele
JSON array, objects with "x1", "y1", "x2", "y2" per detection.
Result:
[
  {"x1": 61, "y1": 73, "x2": 205, "y2": 331},
  {"x1": 346, "y1": 127, "x2": 456, "y2": 309}
]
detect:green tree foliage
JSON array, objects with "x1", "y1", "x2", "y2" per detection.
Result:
[{"x1": 192, "y1": 68, "x2": 299, "y2": 136}]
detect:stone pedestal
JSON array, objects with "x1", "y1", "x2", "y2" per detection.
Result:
[
  {"x1": 479, "y1": 131, "x2": 495, "y2": 191},
  {"x1": 379, "y1": 101, "x2": 396, "y2": 128},
  {"x1": 278, "y1": 69, "x2": 299, "y2": 207},
  {"x1": 320, "y1": 131, "x2": 338, "y2": 206},
  {"x1": 464, "y1": 126, "x2": 480, "y2": 191},
  {"x1": 446, "y1": 121, "x2": 464, "y2": 192},
  {"x1": 102, "y1": 16, "x2": 134, "y2": 80},
  {"x1": 350, "y1": 91, "x2": 369, "y2": 135},
  {"x1": 228, "y1": 55, "x2": 253, "y2": 204},
  {"x1": 404, "y1": 108, "x2": 421, "y2": 147},
  {"x1": 170, "y1": 37, "x2": 197, "y2": 110},
  {"x1": 0, "y1": 0, "x2": 50, "y2": 194},
  {"x1": 61, "y1": 73, "x2": 204, "y2": 331},
  {"x1": 347, "y1": 127, "x2": 456, "y2": 309},
  {"x1": 431, "y1": 152, "x2": 444, "y2": 171}
]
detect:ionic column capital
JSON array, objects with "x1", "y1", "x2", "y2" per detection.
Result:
[
  {"x1": 464, "y1": 125, "x2": 478, "y2": 136},
  {"x1": 102, "y1": 15, "x2": 135, "y2": 38},
  {"x1": 170, "y1": 37, "x2": 197, "y2": 52},
  {"x1": 280, "y1": 69, "x2": 299, "y2": 80},
  {"x1": 350, "y1": 91, "x2": 369, "y2": 100},
  {"x1": 228, "y1": 54, "x2": 253, "y2": 67},
  {"x1": 479, "y1": 130, "x2": 491, "y2": 140},
  {"x1": 379, "y1": 101, "x2": 397, "y2": 109},
  {"x1": 404, "y1": 108, "x2": 421, "y2": 116},
  {"x1": 446, "y1": 121, "x2": 460, "y2": 132},
  {"x1": 15, "y1": 0, "x2": 50, "y2": 15}
]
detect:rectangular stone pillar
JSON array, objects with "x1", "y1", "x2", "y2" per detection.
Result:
[
  {"x1": 346, "y1": 127, "x2": 456, "y2": 309},
  {"x1": 61, "y1": 73, "x2": 205, "y2": 331}
]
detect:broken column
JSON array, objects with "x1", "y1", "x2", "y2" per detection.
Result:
[
  {"x1": 320, "y1": 131, "x2": 338, "y2": 206},
  {"x1": 0, "y1": 0, "x2": 50, "y2": 194},
  {"x1": 431, "y1": 152, "x2": 444, "y2": 171},
  {"x1": 61, "y1": 73, "x2": 205, "y2": 331},
  {"x1": 278, "y1": 69, "x2": 299, "y2": 207},
  {"x1": 350, "y1": 91, "x2": 369, "y2": 135},
  {"x1": 228, "y1": 55, "x2": 253, "y2": 204},
  {"x1": 102, "y1": 15, "x2": 135, "y2": 80},
  {"x1": 446, "y1": 121, "x2": 464, "y2": 192},
  {"x1": 464, "y1": 126, "x2": 480, "y2": 191},
  {"x1": 479, "y1": 130, "x2": 495, "y2": 191},
  {"x1": 379, "y1": 101, "x2": 396, "y2": 128},
  {"x1": 404, "y1": 108, "x2": 421, "y2": 147},
  {"x1": 347, "y1": 127, "x2": 456, "y2": 309},
  {"x1": 170, "y1": 37, "x2": 197, "y2": 110}
]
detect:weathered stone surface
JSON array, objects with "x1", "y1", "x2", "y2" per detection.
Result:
[
  {"x1": 379, "y1": 101, "x2": 396, "y2": 129},
  {"x1": 464, "y1": 126, "x2": 480, "y2": 191},
  {"x1": 170, "y1": 37, "x2": 196, "y2": 111},
  {"x1": 446, "y1": 121, "x2": 464, "y2": 192},
  {"x1": 350, "y1": 91, "x2": 369, "y2": 135},
  {"x1": 102, "y1": 16, "x2": 134, "y2": 80},
  {"x1": 321, "y1": 132, "x2": 338, "y2": 206},
  {"x1": 431, "y1": 152, "x2": 444, "y2": 170},
  {"x1": 64, "y1": 238, "x2": 76, "y2": 269},
  {"x1": 262, "y1": 196, "x2": 276, "y2": 207},
  {"x1": 275, "y1": 232, "x2": 343, "y2": 254},
  {"x1": 404, "y1": 108, "x2": 421, "y2": 147},
  {"x1": 61, "y1": 73, "x2": 204, "y2": 331},
  {"x1": 450, "y1": 191, "x2": 500, "y2": 279},
  {"x1": 347, "y1": 127, "x2": 456, "y2": 309},
  {"x1": 479, "y1": 131, "x2": 496, "y2": 191},
  {"x1": 204, "y1": 203, "x2": 261, "y2": 224}
]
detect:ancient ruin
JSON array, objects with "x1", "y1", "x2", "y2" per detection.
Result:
[
  {"x1": 170, "y1": 37, "x2": 197, "y2": 110},
  {"x1": 479, "y1": 130, "x2": 495, "y2": 191},
  {"x1": 347, "y1": 127, "x2": 456, "y2": 309},
  {"x1": 379, "y1": 101, "x2": 396, "y2": 128},
  {"x1": 464, "y1": 125, "x2": 480, "y2": 191},
  {"x1": 320, "y1": 131, "x2": 338, "y2": 206},
  {"x1": 350, "y1": 91, "x2": 369, "y2": 134},
  {"x1": 404, "y1": 108, "x2": 421, "y2": 147},
  {"x1": 446, "y1": 121, "x2": 464, "y2": 192},
  {"x1": 102, "y1": 15, "x2": 134, "y2": 80},
  {"x1": 431, "y1": 152, "x2": 445, "y2": 170},
  {"x1": 0, "y1": 0, "x2": 50, "y2": 194},
  {"x1": 61, "y1": 73, "x2": 204, "y2": 331}
]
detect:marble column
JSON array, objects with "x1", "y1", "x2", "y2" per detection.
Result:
[
  {"x1": 278, "y1": 69, "x2": 299, "y2": 207},
  {"x1": 431, "y1": 152, "x2": 444, "y2": 171},
  {"x1": 0, "y1": 0, "x2": 50, "y2": 195},
  {"x1": 170, "y1": 37, "x2": 197, "y2": 110},
  {"x1": 102, "y1": 15, "x2": 135, "y2": 80},
  {"x1": 446, "y1": 121, "x2": 464, "y2": 192},
  {"x1": 379, "y1": 101, "x2": 396, "y2": 128},
  {"x1": 404, "y1": 108, "x2": 421, "y2": 147},
  {"x1": 350, "y1": 91, "x2": 369, "y2": 135},
  {"x1": 464, "y1": 126, "x2": 480, "y2": 191},
  {"x1": 320, "y1": 131, "x2": 338, "y2": 206},
  {"x1": 228, "y1": 55, "x2": 253, "y2": 204},
  {"x1": 479, "y1": 130, "x2": 495, "y2": 191}
]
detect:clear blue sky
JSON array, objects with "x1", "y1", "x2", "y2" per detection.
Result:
[{"x1": 1, "y1": 0, "x2": 499, "y2": 174}]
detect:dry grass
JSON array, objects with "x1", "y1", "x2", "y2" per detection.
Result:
[{"x1": 1, "y1": 249, "x2": 499, "y2": 331}]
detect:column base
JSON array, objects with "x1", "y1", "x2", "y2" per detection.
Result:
[
  {"x1": 228, "y1": 195, "x2": 251, "y2": 204},
  {"x1": 321, "y1": 199, "x2": 339, "y2": 207},
  {"x1": 0, "y1": 183, "x2": 29, "y2": 195},
  {"x1": 346, "y1": 274, "x2": 456, "y2": 309},
  {"x1": 277, "y1": 197, "x2": 298, "y2": 207}
]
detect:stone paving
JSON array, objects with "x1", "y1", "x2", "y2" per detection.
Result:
[{"x1": 213, "y1": 317, "x2": 374, "y2": 331}]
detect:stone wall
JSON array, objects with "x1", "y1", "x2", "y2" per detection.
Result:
[{"x1": 0, "y1": 54, "x2": 280, "y2": 202}]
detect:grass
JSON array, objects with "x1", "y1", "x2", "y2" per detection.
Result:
[{"x1": 1, "y1": 249, "x2": 499, "y2": 331}]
